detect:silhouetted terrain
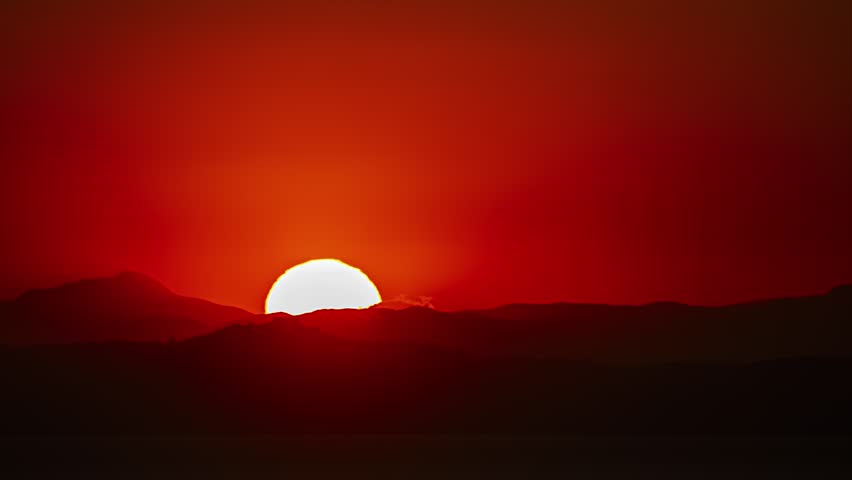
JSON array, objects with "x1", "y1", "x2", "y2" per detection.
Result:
[
  {"x1": 1, "y1": 276, "x2": 852, "y2": 440},
  {"x1": 3, "y1": 278, "x2": 852, "y2": 476},
  {"x1": 310, "y1": 285, "x2": 852, "y2": 362},
  {"x1": 3, "y1": 273, "x2": 851, "y2": 364},
  {"x1": 0, "y1": 272, "x2": 254, "y2": 344},
  {"x1": 2, "y1": 321, "x2": 852, "y2": 436}
]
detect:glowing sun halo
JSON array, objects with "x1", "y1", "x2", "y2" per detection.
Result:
[{"x1": 265, "y1": 259, "x2": 382, "y2": 315}]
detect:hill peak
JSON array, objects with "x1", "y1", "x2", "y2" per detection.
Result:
[
  {"x1": 828, "y1": 285, "x2": 852, "y2": 299},
  {"x1": 4, "y1": 272, "x2": 252, "y2": 344},
  {"x1": 111, "y1": 271, "x2": 172, "y2": 291},
  {"x1": 17, "y1": 271, "x2": 173, "y2": 303}
]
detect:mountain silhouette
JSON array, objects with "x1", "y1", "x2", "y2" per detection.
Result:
[
  {"x1": 298, "y1": 287, "x2": 852, "y2": 363},
  {"x1": 0, "y1": 272, "x2": 254, "y2": 344},
  {"x1": 2, "y1": 311, "x2": 851, "y2": 436},
  {"x1": 1, "y1": 273, "x2": 851, "y2": 365},
  {"x1": 1, "y1": 278, "x2": 852, "y2": 436}
]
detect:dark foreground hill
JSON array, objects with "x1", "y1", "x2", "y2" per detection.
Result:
[
  {"x1": 1, "y1": 277, "x2": 852, "y2": 437},
  {"x1": 2, "y1": 273, "x2": 850, "y2": 365},
  {"x1": 0, "y1": 272, "x2": 254, "y2": 343},
  {"x1": 2, "y1": 316, "x2": 852, "y2": 436},
  {"x1": 306, "y1": 285, "x2": 852, "y2": 362}
]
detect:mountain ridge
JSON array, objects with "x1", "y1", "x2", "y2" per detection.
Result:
[
  {"x1": 1, "y1": 275, "x2": 852, "y2": 435},
  {"x1": 292, "y1": 285, "x2": 852, "y2": 362},
  {"x1": 1, "y1": 272, "x2": 850, "y2": 364},
  {"x1": 0, "y1": 272, "x2": 254, "y2": 344}
]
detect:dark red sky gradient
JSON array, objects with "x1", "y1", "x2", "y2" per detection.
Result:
[{"x1": 1, "y1": 0, "x2": 850, "y2": 312}]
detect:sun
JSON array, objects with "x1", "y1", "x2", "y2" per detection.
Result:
[{"x1": 265, "y1": 259, "x2": 382, "y2": 315}]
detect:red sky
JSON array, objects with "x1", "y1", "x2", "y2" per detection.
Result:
[{"x1": 1, "y1": 0, "x2": 850, "y2": 312}]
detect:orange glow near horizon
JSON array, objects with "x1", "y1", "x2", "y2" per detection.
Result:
[{"x1": 1, "y1": 1, "x2": 850, "y2": 312}]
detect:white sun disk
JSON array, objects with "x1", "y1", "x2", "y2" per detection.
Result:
[{"x1": 265, "y1": 259, "x2": 382, "y2": 315}]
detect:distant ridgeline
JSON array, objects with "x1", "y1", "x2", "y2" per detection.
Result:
[{"x1": 1, "y1": 275, "x2": 851, "y2": 435}]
